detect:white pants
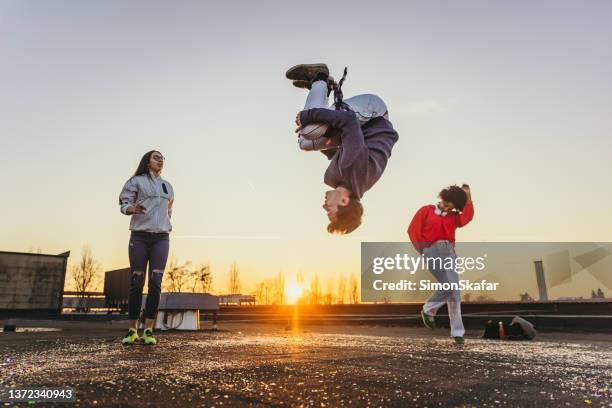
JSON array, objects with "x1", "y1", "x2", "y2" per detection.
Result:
[
  {"x1": 298, "y1": 81, "x2": 388, "y2": 151},
  {"x1": 422, "y1": 241, "x2": 465, "y2": 337}
]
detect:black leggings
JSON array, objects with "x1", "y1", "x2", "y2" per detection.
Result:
[{"x1": 128, "y1": 231, "x2": 169, "y2": 320}]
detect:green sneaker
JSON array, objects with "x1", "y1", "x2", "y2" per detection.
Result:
[
  {"x1": 453, "y1": 336, "x2": 465, "y2": 345},
  {"x1": 121, "y1": 328, "x2": 139, "y2": 345},
  {"x1": 142, "y1": 328, "x2": 157, "y2": 345},
  {"x1": 421, "y1": 310, "x2": 436, "y2": 330}
]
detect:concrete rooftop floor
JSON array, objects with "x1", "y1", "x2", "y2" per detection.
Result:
[{"x1": 0, "y1": 320, "x2": 610, "y2": 407}]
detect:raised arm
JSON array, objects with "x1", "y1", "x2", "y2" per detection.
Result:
[
  {"x1": 455, "y1": 185, "x2": 474, "y2": 227},
  {"x1": 455, "y1": 201, "x2": 474, "y2": 227}
]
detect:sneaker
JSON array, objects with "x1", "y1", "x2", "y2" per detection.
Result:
[
  {"x1": 142, "y1": 328, "x2": 157, "y2": 345},
  {"x1": 121, "y1": 328, "x2": 139, "y2": 345},
  {"x1": 286, "y1": 63, "x2": 329, "y2": 82},
  {"x1": 453, "y1": 336, "x2": 465, "y2": 345},
  {"x1": 421, "y1": 310, "x2": 436, "y2": 330},
  {"x1": 292, "y1": 80, "x2": 311, "y2": 89},
  {"x1": 298, "y1": 135, "x2": 340, "y2": 151}
]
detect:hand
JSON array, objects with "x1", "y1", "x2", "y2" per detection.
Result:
[
  {"x1": 462, "y1": 184, "x2": 472, "y2": 202},
  {"x1": 167, "y1": 198, "x2": 174, "y2": 217},
  {"x1": 128, "y1": 204, "x2": 146, "y2": 214},
  {"x1": 295, "y1": 112, "x2": 302, "y2": 134}
]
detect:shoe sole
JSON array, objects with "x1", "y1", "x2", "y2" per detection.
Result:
[
  {"x1": 142, "y1": 335, "x2": 156, "y2": 345},
  {"x1": 286, "y1": 64, "x2": 329, "y2": 80},
  {"x1": 292, "y1": 80, "x2": 310, "y2": 89}
]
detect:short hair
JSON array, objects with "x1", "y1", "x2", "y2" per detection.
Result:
[
  {"x1": 327, "y1": 197, "x2": 364, "y2": 234},
  {"x1": 439, "y1": 185, "x2": 468, "y2": 211}
]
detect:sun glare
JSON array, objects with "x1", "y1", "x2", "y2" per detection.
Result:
[{"x1": 286, "y1": 283, "x2": 303, "y2": 304}]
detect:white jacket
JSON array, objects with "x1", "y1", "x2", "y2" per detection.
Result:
[{"x1": 119, "y1": 172, "x2": 174, "y2": 233}]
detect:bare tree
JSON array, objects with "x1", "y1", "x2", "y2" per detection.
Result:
[
  {"x1": 228, "y1": 262, "x2": 241, "y2": 294},
  {"x1": 165, "y1": 258, "x2": 190, "y2": 292},
  {"x1": 337, "y1": 275, "x2": 347, "y2": 304},
  {"x1": 254, "y1": 282, "x2": 266, "y2": 305},
  {"x1": 349, "y1": 274, "x2": 359, "y2": 304},
  {"x1": 254, "y1": 279, "x2": 273, "y2": 304},
  {"x1": 263, "y1": 280, "x2": 272, "y2": 304},
  {"x1": 324, "y1": 277, "x2": 334, "y2": 305},
  {"x1": 71, "y1": 245, "x2": 101, "y2": 296},
  {"x1": 309, "y1": 274, "x2": 322, "y2": 305},
  {"x1": 190, "y1": 264, "x2": 212, "y2": 293},
  {"x1": 272, "y1": 273, "x2": 285, "y2": 305}
]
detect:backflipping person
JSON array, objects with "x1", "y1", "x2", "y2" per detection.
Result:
[
  {"x1": 118, "y1": 150, "x2": 174, "y2": 345},
  {"x1": 407, "y1": 184, "x2": 474, "y2": 344},
  {"x1": 286, "y1": 63, "x2": 399, "y2": 234}
]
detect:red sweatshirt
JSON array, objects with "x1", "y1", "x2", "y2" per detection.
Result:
[{"x1": 407, "y1": 201, "x2": 474, "y2": 253}]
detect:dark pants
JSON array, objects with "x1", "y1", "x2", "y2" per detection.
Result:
[{"x1": 128, "y1": 231, "x2": 169, "y2": 320}]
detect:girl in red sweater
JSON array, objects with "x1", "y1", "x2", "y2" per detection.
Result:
[{"x1": 408, "y1": 184, "x2": 473, "y2": 344}]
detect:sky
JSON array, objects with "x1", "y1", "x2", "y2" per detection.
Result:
[{"x1": 1, "y1": 1, "x2": 611, "y2": 298}]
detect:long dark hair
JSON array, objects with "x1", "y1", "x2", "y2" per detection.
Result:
[{"x1": 133, "y1": 150, "x2": 161, "y2": 177}]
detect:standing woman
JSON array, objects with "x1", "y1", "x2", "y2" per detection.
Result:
[{"x1": 118, "y1": 150, "x2": 174, "y2": 345}]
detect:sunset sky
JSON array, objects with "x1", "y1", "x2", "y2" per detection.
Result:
[{"x1": 1, "y1": 1, "x2": 611, "y2": 298}]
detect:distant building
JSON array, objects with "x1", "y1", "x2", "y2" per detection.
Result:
[
  {"x1": 591, "y1": 288, "x2": 605, "y2": 299},
  {"x1": 520, "y1": 292, "x2": 534, "y2": 302},
  {"x1": 0, "y1": 250, "x2": 70, "y2": 315},
  {"x1": 218, "y1": 294, "x2": 256, "y2": 306},
  {"x1": 534, "y1": 260, "x2": 549, "y2": 301},
  {"x1": 104, "y1": 267, "x2": 131, "y2": 312}
]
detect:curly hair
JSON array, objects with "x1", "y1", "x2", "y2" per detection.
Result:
[
  {"x1": 439, "y1": 185, "x2": 468, "y2": 211},
  {"x1": 327, "y1": 198, "x2": 364, "y2": 234}
]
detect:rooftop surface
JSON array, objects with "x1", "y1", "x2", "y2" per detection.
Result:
[{"x1": 0, "y1": 320, "x2": 610, "y2": 407}]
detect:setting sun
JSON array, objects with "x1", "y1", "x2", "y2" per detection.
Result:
[{"x1": 285, "y1": 283, "x2": 304, "y2": 304}]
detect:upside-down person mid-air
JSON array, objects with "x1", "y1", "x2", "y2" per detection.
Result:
[{"x1": 286, "y1": 63, "x2": 399, "y2": 234}]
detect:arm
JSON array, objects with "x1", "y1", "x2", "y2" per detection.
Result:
[
  {"x1": 118, "y1": 178, "x2": 144, "y2": 215},
  {"x1": 300, "y1": 108, "x2": 367, "y2": 169},
  {"x1": 168, "y1": 197, "x2": 174, "y2": 218},
  {"x1": 320, "y1": 149, "x2": 337, "y2": 160},
  {"x1": 455, "y1": 201, "x2": 474, "y2": 227},
  {"x1": 300, "y1": 108, "x2": 358, "y2": 129},
  {"x1": 408, "y1": 206, "x2": 428, "y2": 254},
  {"x1": 455, "y1": 184, "x2": 474, "y2": 227}
]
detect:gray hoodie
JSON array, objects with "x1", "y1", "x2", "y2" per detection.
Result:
[
  {"x1": 299, "y1": 108, "x2": 399, "y2": 198},
  {"x1": 119, "y1": 172, "x2": 174, "y2": 233}
]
